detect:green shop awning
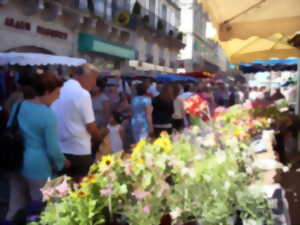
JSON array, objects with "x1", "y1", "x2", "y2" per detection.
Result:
[{"x1": 78, "y1": 33, "x2": 136, "y2": 60}]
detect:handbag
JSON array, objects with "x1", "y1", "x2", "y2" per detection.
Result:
[{"x1": 0, "y1": 101, "x2": 24, "y2": 171}]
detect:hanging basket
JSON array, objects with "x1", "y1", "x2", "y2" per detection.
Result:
[{"x1": 115, "y1": 11, "x2": 130, "y2": 26}]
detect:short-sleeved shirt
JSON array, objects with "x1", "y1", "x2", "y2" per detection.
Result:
[{"x1": 51, "y1": 79, "x2": 95, "y2": 155}]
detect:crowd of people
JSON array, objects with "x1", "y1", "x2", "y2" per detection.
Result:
[{"x1": 1, "y1": 63, "x2": 295, "y2": 221}]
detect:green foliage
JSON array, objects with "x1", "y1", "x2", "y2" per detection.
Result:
[
  {"x1": 142, "y1": 15, "x2": 150, "y2": 24},
  {"x1": 31, "y1": 102, "x2": 285, "y2": 225},
  {"x1": 157, "y1": 20, "x2": 164, "y2": 31},
  {"x1": 177, "y1": 32, "x2": 183, "y2": 41},
  {"x1": 132, "y1": 2, "x2": 141, "y2": 15}
]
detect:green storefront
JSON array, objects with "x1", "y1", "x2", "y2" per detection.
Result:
[{"x1": 78, "y1": 33, "x2": 136, "y2": 61}]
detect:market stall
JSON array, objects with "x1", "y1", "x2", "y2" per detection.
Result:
[
  {"x1": 27, "y1": 97, "x2": 292, "y2": 225},
  {"x1": 239, "y1": 58, "x2": 298, "y2": 73},
  {"x1": 154, "y1": 74, "x2": 198, "y2": 83},
  {"x1": 0, "y1": 52, "x2": 86, "y2": 66}
]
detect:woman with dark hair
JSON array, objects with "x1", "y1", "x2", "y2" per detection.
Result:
[
  {"x1": 152, "y1": 84, "x2": 174, "y2": 137},
  {"x1": 6, "y1": 72, "x2": 69, "y2": 220},
  {"x1": 91, "y1": 78, "x2": 110, "y2": 128},
  {"x1": 131, "y1": 83, "x2": 153, "y2": 143}
]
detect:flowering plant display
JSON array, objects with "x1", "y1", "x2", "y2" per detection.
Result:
[
  {"x1": 29, "y1": 96, "x2": 288, "y2": 225},
  {"x1": 31, "y1": 132, "x2": 274, "y2": 225},
  {"x1": 183, "y1": 94, "x2": 210, "y2": 120}
]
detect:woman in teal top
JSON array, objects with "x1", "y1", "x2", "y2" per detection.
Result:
[
  {"x1": 6, "y1": 72, "x2": 68, "y2": 221},
  {"x1": 8, "y1": 101, "x2": 65, "y2": 179}
]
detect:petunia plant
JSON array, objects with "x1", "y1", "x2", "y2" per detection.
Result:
[{"x1": 29, "y1": 98, "x2": 286, "y2": 225}]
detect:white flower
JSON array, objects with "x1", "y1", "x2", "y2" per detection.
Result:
[
  {"x1": 212, "y1": 189, "x2": 218, "y2": 197},
  {"x1": 216, "y1": 151, "x2": 226, "y2": 164},
  {"x1": 195, "y1": 137, "x2": 203, "y2": 145},
  {"x1": 224, "y1": 181, "x2": 231, "y2": 190},
  {"x1": 225, "y1": 137, "x2": 238, "y2": 147},
  {"x1": 203, "y1": 174, "x2": 212, "y2": 182},
  {"x1": 232, "y1": 147, "x2": 240, "y2": 153},
  {"x1": 228, "y1": 170, "x2": 235, "y2": 177},
  {"x1": 246, "y1": 166, "x2": 253, "y2": 174},
  {"x1": 170, "y1": 207, "x2": 182, "y2": 219},
  {"x1": 181, "y1": 167, "x2": 196, "y2": 178},
  {"x1": 195, "y1": 153, "x2": 204, "y2": 160},
  {"x1": 191, "y1": 126, "x2": 200, "y2": 135},
  {"x1": 202, "y1": 134, "x2": 216, "y2": 147},
  {"x1": 227, "y1": 216, "x2": 236, "y2": 225},
  {"x1": 243, "y1": 219, "x2": 264, "y2": 225}
]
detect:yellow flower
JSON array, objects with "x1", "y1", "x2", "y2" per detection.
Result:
[
  {"x1": 160, "y1": 131, "x2": 169, "y2": 137},
  {"x1": 154, "y1": 137, "x2": 172, "y2": 153},
  {"x1": 100, "y1": 155, "x2": 114, "y2": 168},
  {"x1": 132, "y1": 156, "x2": 144, "y2": 165},
  {"x1": 77, "y1": 191, "x2": 88, "y2": 198},
  {"x1": 133, "y1": 139, "x2": 146, "y2": 154},
  {"x1": 80, "y1": 174, "x2": 97, "y2": 186}
]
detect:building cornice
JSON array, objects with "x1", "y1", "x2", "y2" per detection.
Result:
[{"x1": 166, "y1": 0, "x2": 181, "y2": 11}]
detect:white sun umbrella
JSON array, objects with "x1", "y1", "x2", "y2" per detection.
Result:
[{"x1": 0, "y1": 52, "x2": 87, "y2": 66}]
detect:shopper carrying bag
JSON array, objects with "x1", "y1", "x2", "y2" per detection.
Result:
[{"x1": 0, "y1": 101, "x2": 24, "y2": 172}]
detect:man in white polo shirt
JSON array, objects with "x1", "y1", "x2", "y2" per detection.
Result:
[{"x1": 52, "y1": 64, "x2": 105, "y2": 180}]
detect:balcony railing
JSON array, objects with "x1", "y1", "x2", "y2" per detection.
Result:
[
  {"x1": 170, "y1": 61, "x2": 178, "y2": 69},
  {"x1": 137, "y1": 6, "x2": 179, "y2": 36},
  {"x1": 159, "y1": 57, "x2": 166, "y2": 66},
  {"x1": 145, "y1": 54, "x2": 154, "y2": 63}
]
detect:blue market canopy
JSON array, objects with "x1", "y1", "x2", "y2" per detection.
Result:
[
  {"x1": 239, "y1": 64, "x2": 297, "y2": 73},
  {"x1": 154, "y1": 74, "x2": 198, "y2": 83},
  {"x1": 238, "y1": 58, "x2": 298, "y2": 73},
  {"x1": 240, "y1": 58, "x2": 298, "y2": 66}
]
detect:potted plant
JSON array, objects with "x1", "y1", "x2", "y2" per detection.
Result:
[
  {"x1": 30, "y1": 100, "x2": 285, "y2": 225},
  {"x1": 132, "y1": 2, "x2": 141, "y2": 16},
  {"x1": 177, "y1": 32, "x2": 183, "y2": 41},
  {"x1": 157, "y1": 20, "x2": 164, "y2": 31},
  {"x1": 142, "y1": 15, "x2": 150, "y2": 25}
]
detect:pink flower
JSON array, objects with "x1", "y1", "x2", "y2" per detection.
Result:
[
  {"x1": 143, "y1": 205, "x2": 151, "y2": 214},
  {"x1": 157, "y1": 181, "x2": 170, "y2": 197},
  {"x1": 40, "y1": 188, "x2": 55, "y2": 201},
  {"x1": 132, "y1": 189, "x2": 150, "y2": 200},
  {"x1": 214, "y1": 106, "x2": 227, "y2": 114},
  {"x1": 123, "y1": 161, "x2": 132, "y2": 176},
  {"x1": 100, "y1": 183, "x2": 113, "y2": 196},
  {"x1": 56, "y1": 180, "x2": 69, "y2": 197}
]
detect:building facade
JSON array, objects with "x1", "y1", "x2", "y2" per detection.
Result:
[
  {"x1": 0, "y1": 0, "x2": 184, "y2": 74},
  {"x1": 178, "y1": 0, "x2": 229, "y2": 73}
]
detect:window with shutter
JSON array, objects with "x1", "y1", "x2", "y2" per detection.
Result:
[{"x1": 93, "y1": 0, "x2": 105, "y2": 16}]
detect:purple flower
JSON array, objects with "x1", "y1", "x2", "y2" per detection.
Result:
[{"x1": 143, "y1": 205, "x2": 151, "y2": 214}]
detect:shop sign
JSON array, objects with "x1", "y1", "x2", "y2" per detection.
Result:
[
  {"x1": 79, "y1": 33, "x2": 136, "y2": 60},
  {"x1": 37, "y1": 26, "x2": 68, "y2": 40},
  {"x1": 4, "y1": 17, "x2": 31, "y2": 31},
  {"x1": 4, "y1": 17, "x2": 68, "y2": 40}
]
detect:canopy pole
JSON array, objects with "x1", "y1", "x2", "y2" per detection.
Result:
[
  {"x1": 297, "y1": 59, "x2": 300, "y2": 114},
  {"x1": 296, "y1": 59, "x2": 300, "y2": 151}
]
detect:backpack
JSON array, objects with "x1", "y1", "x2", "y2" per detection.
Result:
[{"x1": 0, "y1": 101, "x2": 24, "y2": 171}]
